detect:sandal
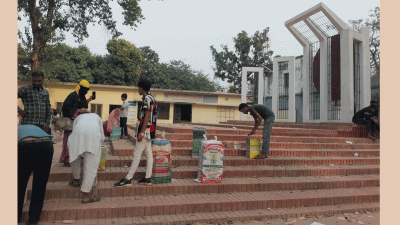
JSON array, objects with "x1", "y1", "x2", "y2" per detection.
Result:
[
  {"x1": 69, "y1": 179, "x2": 81, "y2": 187},
  {"x1": 254, "y1": 154, "x2": 267, "y2": 159},
  {"x1": 81, "y1": 195, "x2": 101, "y2": 204}
]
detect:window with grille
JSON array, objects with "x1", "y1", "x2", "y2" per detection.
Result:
[
  {"x1": 353, "y1": 40, "x2": 361, "y2": 115},
  {"x1": 90, "y1": 104, "x2": 103, "y2": 118},
  {"x1": 157, "y1": 103, "x2": 170, "y2": 120},
  {"x1": 278, "y1": 62, "x2": 289, "y2": 119},
  {"x1": 327, "y1": 35, "x2": 341, "y2": 120},
  {"x1": 217, "y1": 107, "x2": 235, "y2": 122}
]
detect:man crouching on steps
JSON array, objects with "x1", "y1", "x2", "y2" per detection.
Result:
[
  {"x1": 114, "y1": 79, "x2": 157, "y2": 187},
  {"x1": 239, "y1": 103, "x2": 275, "y2": 159}
]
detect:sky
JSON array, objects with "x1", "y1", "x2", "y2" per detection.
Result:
[{"x1": 18, "y1": 0, "x2": 380, "y2": 88}]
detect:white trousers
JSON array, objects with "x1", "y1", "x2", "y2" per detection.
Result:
[
  {"x1": 126, "y1": 138, "x2": 153, "y2": 180},
  {"x1": 71, "y1": 151, "x2": 101, "y2": 193}
]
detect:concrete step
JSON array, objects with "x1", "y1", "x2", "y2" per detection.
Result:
[
  {"x1": 20, "y1": 187, "x2": 379, "y2": 222},
  {"x1": 34, "y1": 202, "x2": 379, "y2": 225},
  {"x1": 46, "y1": 164, "x2": 380, "y2": 182},
  {"x1": 26, "y1": 175, "x2": 380, "y2": 200},
  {"x1": 105, "y1": 155, "x2": 380, "y2": 168}
]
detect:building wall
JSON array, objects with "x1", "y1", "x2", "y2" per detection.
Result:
[{"x1": 18, "y1": 82, "x2": 242, "y2": 125}]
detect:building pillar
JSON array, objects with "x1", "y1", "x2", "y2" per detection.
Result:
[
  {"x1": 360, "y1": 27, "x2": 372, "y2": 108},
  {"x1": 340, "y1": 29, "x2": 354, "y2": 122},
  {"x1": 319, "y1": 38, "x2": 328, "y2": 122}
]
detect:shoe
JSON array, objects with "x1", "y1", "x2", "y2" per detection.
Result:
[
  {"x1": 69, "y1": 179, "x2": 81, "y2": 187},
  {"x1": 114, "y1": 178, "x2": 132, "y2": 187},
  {"x1": 138, "y1": 178, "x2": 152, "y2": 186}
]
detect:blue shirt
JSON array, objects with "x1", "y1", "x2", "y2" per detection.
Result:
[{"x1": 18, "y1": 125, "x2": 51, "y2": 142}]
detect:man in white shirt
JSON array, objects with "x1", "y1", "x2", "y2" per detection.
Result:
[
  {"x1": 67, "y1": 113, "x2": 105, "y2": 204},
  {"x1": 120, "y1": 93, "x2": 129, "y2": 139}
]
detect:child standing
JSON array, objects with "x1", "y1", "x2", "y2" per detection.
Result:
[{"x1": 120, "y1": 93, "x2": 129, "y2": 139}]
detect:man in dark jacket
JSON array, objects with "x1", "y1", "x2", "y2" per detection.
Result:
[
  {"x1": 352, "y1": 104, "x2": 379, "y2": 140},
  {"x1": 59, "y1": 79, "x2": 93, "y2": 166}
]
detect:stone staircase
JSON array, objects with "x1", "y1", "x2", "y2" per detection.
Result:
[{"x1": 21, "y1": 121, "x2": 380, "y2": 224}]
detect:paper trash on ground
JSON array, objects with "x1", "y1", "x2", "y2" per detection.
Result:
[
  {"x1": 346, "y1": 141, "x2": 353, "y2": 144},
  {"x1": 309, "y1": 222, "x2": 325, "y2": 225}
]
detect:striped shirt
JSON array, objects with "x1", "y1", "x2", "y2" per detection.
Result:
[
  {"x1": 137, "y1": 92, "x2": 157, "y2": 139},
  {"x1": 18, "y1": 85, "x2": 51, "y2": 126}
]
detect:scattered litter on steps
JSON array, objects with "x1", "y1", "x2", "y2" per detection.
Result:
[
  {"x1": 62, "y1": 220, "x2": 75, "y2": 224},
  {"x1": 232, "y1": 127, "x2": 237, "y2": 129},
  {"x1": 346, "y1": 141, "x2": 353, "y2": 144},
  {"x1": 309, "y1": 222, "x2": 325, "y2": 225},
  {"x1": 354, "y1": 153, "x2": 359, "y2": 157},
  {"x1": 330, "y1": 164, "x2": 335, "y2": 166}
]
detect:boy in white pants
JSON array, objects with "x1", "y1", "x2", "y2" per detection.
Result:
[{"x1": 114, "y1": 79, "x2": 157, "y2": 187}]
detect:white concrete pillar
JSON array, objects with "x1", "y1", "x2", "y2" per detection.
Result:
[
  {"x1": 340, "y1": 29, "x2": 354, "y2": 122},
  {"x1": 319, "y1": 38, "x2": 328, "y2": 122},
  {"x1": 360, "y1": 27, "x2": 372, "y2": 108}
]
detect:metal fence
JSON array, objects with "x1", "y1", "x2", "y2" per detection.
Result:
[
  {"x1": 278, "y1": 62, "x2": 289, "y2": 119},
  {"x1": 353, "y1": 40, "x2": 361, "y2": 115},
  {"x1": 327, "y1": 36, "x2": 341, "y2": 120},
  {"x1": 309, "y1": 41, "x2": 321, "y2": 120}
]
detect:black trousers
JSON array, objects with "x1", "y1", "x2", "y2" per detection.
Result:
[
  {"x1": 120, "y1": 117, "x2": 128, "y2": 137},
  {"x1": 18, "y1": 140, "x2": 54, "y2": 223},
  {"x1": 354, "y1": 119, "x2": 380, "y2": 132}
]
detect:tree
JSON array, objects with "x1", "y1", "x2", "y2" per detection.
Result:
[
  {"x1": 48, "y1": 44, "x2": 93, "y2": 83},
  {"x1": 349, "y1": 7, "x2": 380, "y2": 77},
  {"x1": 18, "y1": 0, "x2": 144, "y2": 74},
  {"x1": 106, "y1": 39, "x2": 143, "y2": 86},
  {"x1": 138, "y1": 46, "x2": 161, "y2": 88},
  {"x1": 18, "y1": 44, "x2": 31, "y2": 81},
  {"x1": 158, "y1": 60, "x2": 219, "y2": 92},
  {"x1": 210, "y1": 28, "x2": 273, "y2": 94}
]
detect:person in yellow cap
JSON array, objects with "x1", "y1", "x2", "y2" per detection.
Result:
[{"x1": 59, "y1": 79, "x2": 94, "y2": 168}]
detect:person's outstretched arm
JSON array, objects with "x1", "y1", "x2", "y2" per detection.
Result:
[{"x1": 249, "y1": 112, "x2": 263, "y2": 136}]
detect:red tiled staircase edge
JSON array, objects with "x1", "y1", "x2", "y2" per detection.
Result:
[{"x1": 21, "y1": 187, "x2": 379, "y2": 222}]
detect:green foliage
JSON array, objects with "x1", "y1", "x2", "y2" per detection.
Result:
[
  {"x1": 105, "y1": 39, "x2": 143, "y2": 86},
  {"x1": 349, "y1": 7, "x2": 380, "y2": 77},
  {"x1": 210, "y1": 28, "x2": 273, "y2": 93},
  {"x1": 18, "y1": 44, "x2": 31, "y2": 80},
  {"x1": 18, "y1": 0, "x2": 144, "y2": 74},
  {"x1": 18, "y1": 40, "x2": 219, "y2": 92},
  {"x1": 138, "y1": 46, "x2": 161, "y2": 87},
  {"x1": 40, "y1": 44, "x2": 94, "y2": 83},
  {"x1": 158, "y1": 60, "x2": 219, "y2": 92}
]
